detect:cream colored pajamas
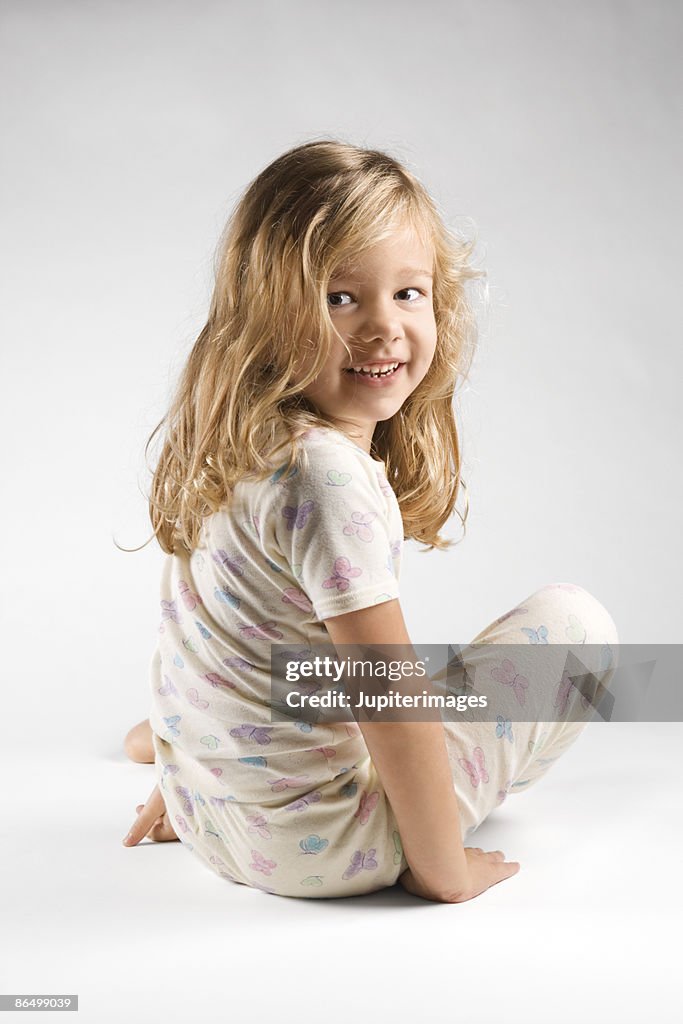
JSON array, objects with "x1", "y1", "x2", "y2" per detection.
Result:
[{"x1": 149, "y1": 426, "x2": 619, "y2": 897}]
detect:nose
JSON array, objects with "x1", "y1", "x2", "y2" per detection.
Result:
[{"x1": 355, "y1": 294, "x2": 403, "y2": 347}]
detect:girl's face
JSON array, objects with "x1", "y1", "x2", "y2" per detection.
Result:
[{"x1": 291, "y1": 223, "x2": 438, "y2": 454}]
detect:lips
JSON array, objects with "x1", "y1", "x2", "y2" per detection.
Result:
[
  {"x1": 343, "y1": 362, "x2": 406, "y2": 387},
  {"x1": 343, "y1": 360, "x2": 406, "y2": 376}
]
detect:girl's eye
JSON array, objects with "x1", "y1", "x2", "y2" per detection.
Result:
[
  {"x1": 326, "y1": 287, "x2": 423, "y2": 307},
  {"x1": 327, "y1": 292, "x2": 352, "y2": 307}
]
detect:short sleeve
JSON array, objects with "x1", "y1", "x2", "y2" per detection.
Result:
[{"x1": 270, "y1": 439, "x2": 401, "y2": 621}]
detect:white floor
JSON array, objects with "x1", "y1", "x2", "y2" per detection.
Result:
[{"x1": 1, "y1": 723, "x2": 681, "y2": 1024}]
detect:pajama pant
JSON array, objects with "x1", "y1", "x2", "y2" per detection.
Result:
[
  {"x1": 155, "y1": 581, "x2": 619, "y2": 897},
  {"x1": 440, "y1": 581, "x2": 620, "y2": 840}
]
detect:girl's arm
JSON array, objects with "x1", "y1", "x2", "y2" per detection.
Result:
[{"x1": 324, "y1": 600, "x2": 518, "y2": 902}]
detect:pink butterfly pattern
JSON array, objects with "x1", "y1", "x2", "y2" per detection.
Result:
[
  {"x1": 178, "y1": 580, "x2": 203, "y2": 611},
  {"x1": 186, "y1": 687, "x2": 209, "y2": 710},
  {"x1": 282, "y1": 587, "x2": 314, "y2": 613},
  {"x1": 376, "y1": 471, "x2": 392, "y2": 497},
  {"x1": 246, "y1": 814, "x2": 272, "y2": 839},
  {"x1": 354, "y1": 790, "x2": 380, "y2": 825},
  {"x1": 490, "y1": 658, "x2": 530, "y2": 706},
  {"x1": 458, "y1": 746, "x2": 490, "y2": 788},
  {"x1": 269, "y1": 775, "x2": 311, "y2": 792},
  {"x1": 322, "y1": 556, "x2": 363, "y2": 593},
  {"x1": 203, "y1": 672, "x2": 236, "y2": 691},
  {"x1": 343, "y1": 511, "x2": 377, "y2": 542},
  {"x1": 250, "y1": 850, "x2": 277, "y2": 876}
]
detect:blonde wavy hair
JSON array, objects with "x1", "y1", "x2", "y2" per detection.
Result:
[{"x1": 123, "y1": 138, "x2": 485, "y2": 557}]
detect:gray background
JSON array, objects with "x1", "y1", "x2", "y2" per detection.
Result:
[{"x1": 1, "y1": 2, "x2": 681, "y2": 1022}]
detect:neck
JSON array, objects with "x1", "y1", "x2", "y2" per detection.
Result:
[{"x1": 328, "y1": 418, "x2": 377, "y2": 457}]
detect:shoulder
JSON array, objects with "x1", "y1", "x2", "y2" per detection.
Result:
[
  {"x1": 247, "y1": 426, "x2": 395, "y2": 522},
  {"x1": 295, "y1": 426, "x2": 381, "y2": 470},
  {"x1": 289, "y1": 427, "x2": 389, "y2": 495}
]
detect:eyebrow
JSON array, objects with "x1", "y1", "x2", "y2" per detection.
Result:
[
  {"x1": 330, "y1": 266, "x2": 434, "y2": 280},
  {"x1": 398, "y1": 267, "x2": 433, "y2": 279}
]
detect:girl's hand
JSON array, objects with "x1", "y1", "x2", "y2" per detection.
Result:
[
  {"x1": 398, "y1": 847, "x2": 520, "y2": 903},
  {"x1": 122, "y1": 783, "x2": 179, "y2": 846}
]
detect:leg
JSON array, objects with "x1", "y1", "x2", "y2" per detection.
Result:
[
  {"x1": 440, "y1": 582, "x2": 620, "y2": 838},
  {"x1": 123, "y1": 718, "x2": 155, "y2": 763}
]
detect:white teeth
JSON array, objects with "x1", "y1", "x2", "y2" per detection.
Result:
[{"x1": 350, "y1": 361, "x2": 400, "y2": 378}]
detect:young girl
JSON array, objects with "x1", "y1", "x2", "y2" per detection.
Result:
[{"x1": 121, "y1": 139, "x2": 619, "y2": 902}]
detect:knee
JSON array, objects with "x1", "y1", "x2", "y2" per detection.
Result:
[{"x1": 533, "y1": 582, "x2": 620, "y2": 648}]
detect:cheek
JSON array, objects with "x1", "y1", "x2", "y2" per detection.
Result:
[
  {"x1": 423, "y1": 329, "x2": 438, "y2": 367},
  {"x1": 415, "y1": 337, "x2": 437, "y2": 372},
  {"x1": 405, "y1": 347, "x2": 437, "y2": 391},
  {"x1": 289, "y1": 331, "x2": 329, "y2": 382},
  {"x1": 299, "y1": 363, "x2": 345, "y2": 398}
]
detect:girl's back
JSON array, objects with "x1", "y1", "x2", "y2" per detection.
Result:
[{"x1": 149, "y1": 424, "x2": 410, "y2": 896}]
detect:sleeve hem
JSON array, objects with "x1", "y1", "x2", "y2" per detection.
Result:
[{"x1": 313, "y1": 583, "x2": 400, "y2": 622}]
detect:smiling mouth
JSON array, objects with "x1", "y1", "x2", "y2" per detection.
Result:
[{"x1": 343, "y1": 361, "x2": 405, "y2": 379}]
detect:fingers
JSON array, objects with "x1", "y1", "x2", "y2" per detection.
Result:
[
  {"x1": 496, "y1": 861, "x2": 521, "y2": 882},
  {"x1": 122, "y1": 784, "x2": 167, "y2": 847},
  {"x1": 470, "y1": 847, "x2": 512, "y2": 861},
  {"x1": 469, "y1": 847, "x2": 521, "y2": 877},
  {"x1": 489, "y1": 857, "x2": 521, "y2": 885},
  {"x1": 475, "y1": 850, "x2": 522, "y2": 890}
]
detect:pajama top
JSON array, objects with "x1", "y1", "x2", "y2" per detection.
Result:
[{"x1": 149, "y1": 424, "x2": 411, "y2": 896}]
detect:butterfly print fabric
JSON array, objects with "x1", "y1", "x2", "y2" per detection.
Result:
[
  {"x1": 148, "y1": 426, "x2": 408, "y2": 897},
  {"x1": 148, "y1": 426, "x2": 621, "y2": 898}
]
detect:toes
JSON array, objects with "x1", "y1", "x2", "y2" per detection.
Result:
[{"x1": 154, "y1": 815, "x2": 179, "y2": 842}]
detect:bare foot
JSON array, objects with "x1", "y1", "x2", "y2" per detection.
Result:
[
  {"x1": 123, "y1": 718, "x2": 155, "y2": 763},
  {"x1": 134, "y1": 803, "x2": 179, "y2": 842}
]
